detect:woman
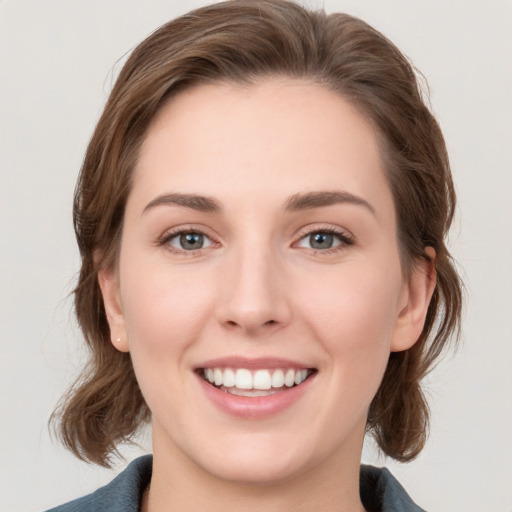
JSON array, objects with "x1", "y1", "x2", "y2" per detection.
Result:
[{"x1": 47, "y1": 1, "x2": 462, "y2": 510}]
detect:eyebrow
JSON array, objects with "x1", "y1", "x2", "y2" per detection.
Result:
[
  {"x1": 143, "y1": 193, "x2": 222, "y2": 214},
  {"x1": 142, "y1": 190, "x2": 375, "y2": 216},
  {"x1": 284, "y1": 191, "x2": 376, "y2": 215}
]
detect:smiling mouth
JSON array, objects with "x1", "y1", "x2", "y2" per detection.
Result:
[{"x1": 199, "y1": 367, "x2": 316, "y2": 397}]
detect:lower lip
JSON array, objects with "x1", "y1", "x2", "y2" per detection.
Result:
[{"x1": 196, "y1": 373, "x2": 315, "y2": 419}]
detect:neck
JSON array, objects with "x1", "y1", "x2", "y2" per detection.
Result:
[{"x1": 144, "y1": 424, "x2": 366, "y2": 512}]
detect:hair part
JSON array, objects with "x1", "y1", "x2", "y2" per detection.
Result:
[{"x1": 51, "y1": 0, "x2": 462, "y2": 467}]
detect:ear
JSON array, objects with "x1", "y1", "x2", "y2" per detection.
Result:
[
  {"x1": 391, "y1": 247, "x2": 437, "y2": 352},
  {"x1": 98, "y1": 267, "x2": 130, "y2": 353}
]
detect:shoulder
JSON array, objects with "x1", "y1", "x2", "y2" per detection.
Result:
[
  {"x1": 43, "y1": 455, "x2": 152, "y2": 512},
  {"x1": 360, "y1": 464, "x2": 427, "y2": 512}
]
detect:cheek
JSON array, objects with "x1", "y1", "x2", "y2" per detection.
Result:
[
  {"x1": 119, "y1": 254, "x2": 217, "y2": 361},
  {"x1": 297, "y1": 262, "x2": 402, "y2": 379},
  {"x1": 118, "y1": 258, "x2": 219, "y2": 420}
]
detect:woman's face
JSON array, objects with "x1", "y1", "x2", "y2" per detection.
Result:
[{"x1": 101, "y1": 79, "x2": 431, "y2": 484}]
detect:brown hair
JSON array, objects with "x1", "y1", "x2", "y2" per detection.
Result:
[{"x1": 51, "y1": 0, "x2": 462, "y2": 466}]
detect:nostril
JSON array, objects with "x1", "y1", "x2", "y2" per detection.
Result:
[{"x1": 223, "y1": 318, "x2": 278, "y2": 329}]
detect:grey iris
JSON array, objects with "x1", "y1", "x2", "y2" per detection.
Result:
[
  {"x1": 180, "y1": 233, "x2": 204, "y2": 250},
  {"x1": 310, "y1": 232, "x2": 334, "y2": 249}
]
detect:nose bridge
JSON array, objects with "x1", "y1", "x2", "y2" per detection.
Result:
[{"x1": 217, "y1": 234, "x2": 290, "y2": 334}]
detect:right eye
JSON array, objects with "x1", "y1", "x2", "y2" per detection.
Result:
[{"x1": 165, "y1": 231, "x2": 215, "y2": 251}]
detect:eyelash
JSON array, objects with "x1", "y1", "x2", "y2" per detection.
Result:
[
  {"x1": 157, "y1": 225, "x2": 354, "y2": 255},
  {"x1": 293, "y1": 226, "x2": 354, "y2": 254},
  {"x1": 157, "y1": 226, "x2": 219, "y2": 256}
]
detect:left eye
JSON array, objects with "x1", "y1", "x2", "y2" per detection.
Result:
[
  {"x1": 167, "y1": 232, "x2": 214, "y2": 251},
  {"x1": 297, "y1": 231, "x2": 344, "y2": 250}
]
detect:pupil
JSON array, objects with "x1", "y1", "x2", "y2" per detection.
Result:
[
  {"x1": 180, "y1": 233, "x2": 203, "y2": 250},
  {"x1": 310, "y1": 232, "x2": 333, "y2": 249}
]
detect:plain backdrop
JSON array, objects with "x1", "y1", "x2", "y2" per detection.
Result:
[{"x1": 1, "y1": 1, "x2": 511, "y2": 511}]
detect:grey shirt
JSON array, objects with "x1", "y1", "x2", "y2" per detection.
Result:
[{"x1": 45, "y1": 455, "x2": 426, "y2": 512}]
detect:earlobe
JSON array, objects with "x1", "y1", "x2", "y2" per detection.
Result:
[
  {"x1": 98, "y1": 268, "x2": 130, "y2": 353},
  {"x1": 391, "y1": 248, "x2": 437, "y2": 352}
]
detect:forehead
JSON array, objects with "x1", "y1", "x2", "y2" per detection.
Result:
[{"x1": 130, "y1": 79, "x2": 393, "y2": 220}]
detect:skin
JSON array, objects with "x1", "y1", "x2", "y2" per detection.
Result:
[{"x1": 99, "y1": 79, "x2": 435, "y2": 512}]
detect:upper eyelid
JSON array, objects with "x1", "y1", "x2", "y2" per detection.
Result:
[
  {"x1": 160, "y1": 224, "x2": 217, "y2": 239},
  {"x1": 294, "y1": 223, "x2": 354, "y2": 240}
]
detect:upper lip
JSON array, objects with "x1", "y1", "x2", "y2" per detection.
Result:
[{"x1": 195, "y1": 356, "x2": 315, "y2": 370}]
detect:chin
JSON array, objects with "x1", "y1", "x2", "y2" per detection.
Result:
[
  {"x1": 193, "y1": 428, "x2": 333, "y2": 487},
  {"x1": 201, "y1": 452, "x2": 308, "y2": 486}
]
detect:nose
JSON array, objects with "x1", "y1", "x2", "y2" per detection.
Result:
[{"x1": 216, "y1": 245, "x2": 291, "y2": 336}]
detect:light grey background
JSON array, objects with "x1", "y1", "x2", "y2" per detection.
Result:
[{"x1": 1, "y1": 1, "x2": 511, "y2": 511}]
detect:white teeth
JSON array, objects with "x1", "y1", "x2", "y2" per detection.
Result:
[
  {"x1": 271, "y1": 369, "x2": 285, "y2": 388},
  {"x1": 253, "y1": 370, "x2": 272, "y2": 390},
  {"x1": 285, "y1": 369, "x2": 296, "y2": 387},
  {"x1": 235, "y1": 369, "x2": 253, "y2": 389},
  {"x1": 203, "y1": 367, "x2": 310, "y2": 390},
  {"x1": 214, "y1": 368, "x2": 223, "y2": 386},
  {"x1": 223, "y1": 368, "x2": 235, "y2": 387},
  {"x1": 294, "y1": 369, "x2": 308, "y2": 385}
]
